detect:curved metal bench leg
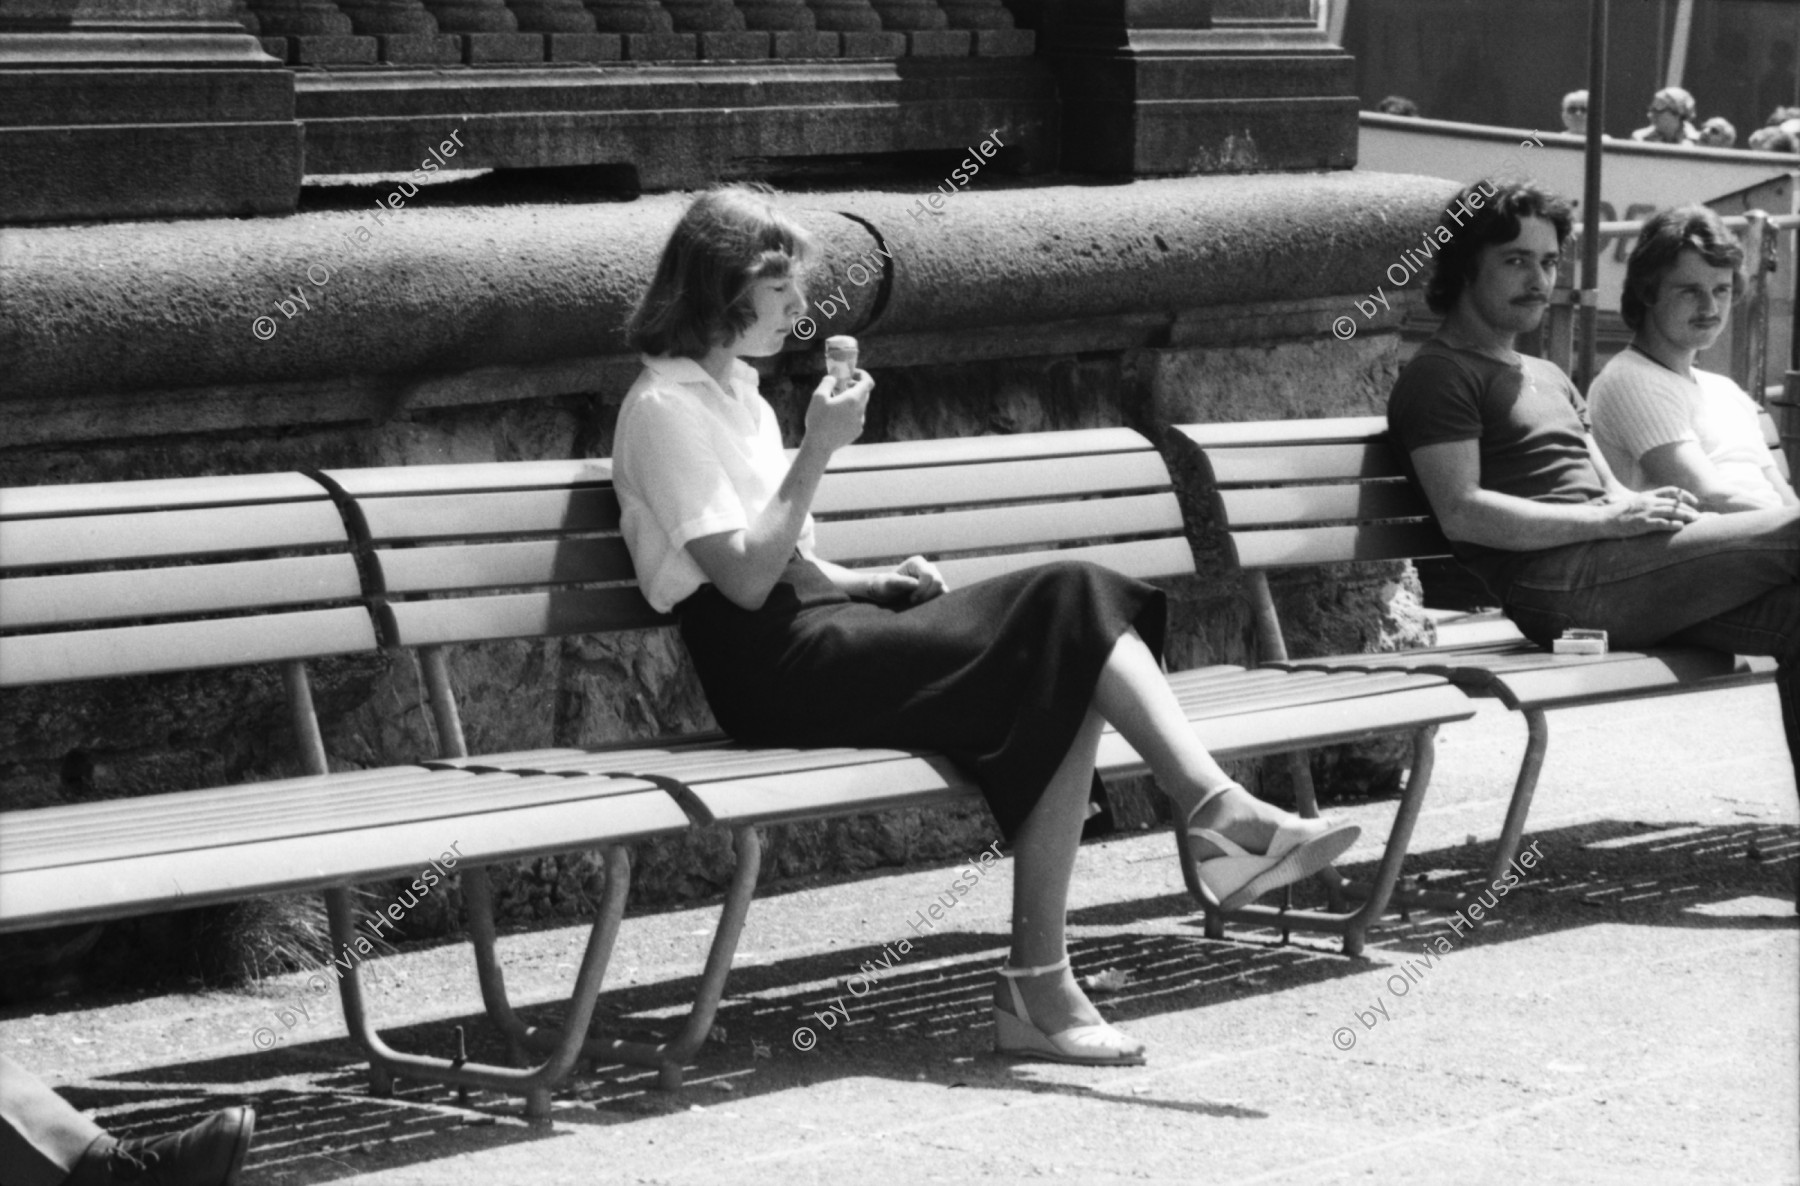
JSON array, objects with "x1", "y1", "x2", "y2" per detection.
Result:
[
  {"x1": 1336, "y1": 724, "x2": 1439, "y2": 957},
  {"x1": 1210, "y1": 725, "x2": 1442, "y2": 957},
  {"x1": 597, "y1": 824, "x2": 764, "y2": 1090},
  {"x1": 1488, "y1": 708, "x2": 1549, "y2": 886},
  {"x1": 324, "y1": 844, "x2": 631, "y2": 1123},
  {"x1": 462, "y1": 865, "x2": 531, "y2": 1067}
]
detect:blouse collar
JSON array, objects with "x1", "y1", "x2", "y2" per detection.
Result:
[{"x1": 640, "y1": 353, "x2": 759, "y2": 401}]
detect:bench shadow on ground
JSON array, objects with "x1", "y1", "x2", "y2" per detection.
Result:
[{"x1": 73, "y1": 816, "x2": 1797, "y2": 1184}]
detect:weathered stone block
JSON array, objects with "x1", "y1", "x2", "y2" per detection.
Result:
[
  {"x1": 621, "y1": 29, "x2": 697, "y2": 56},
  {"x1": 696, "y1": 29, "x2": 769, "y2": 55},
  {"x1": 462, "y1": 30, "x2": 545, "y2": 58},
  {"x1": 768, "y1": 29, "x2": 837, "y2": 55},
  {"x1": 377, "y1": 31, "x2": 463, "y2": 59},
  {"x1": 338, "y1": 0, "x2": 441, "y2": 34},
  {"x1": 507, "y1": 0, "x2": 601, "y2": 31},
  {"x1": 247, "y1": 0, "x2": 355, "y2": 35},
  {"x1": 424, "y1": 0, "x2": 524, "y2": 31},
  {"x1": 584, "y1": 0, "x2": 674, "y2": 32},
  {"x1": 288, "y1": 34, "x2": 380, "y2": 62},
  {"x1": 259, "y1": 34, "x2": 288, "y2": 57},
  {"x1": 663, "y1": 0, "x2": 745, "y2": 30},
  {"x1": 869, "y1": 0, "x2": 945, "y2": 30},
  {"x1": 837, "y1": 28, "x2": 902, "y2": 54},
  {"x1": 806, "y1": 0, "x2": 882, "y2": 32},
  {"x1": 904, "y1": 28, "x2": 967, "y2": 54},
  {"x1": 736, "y1": 0, "x2": 819, "y2": 31},
  {"x1": 546, "y1": 30, "x2": 621, "y2": 56}
]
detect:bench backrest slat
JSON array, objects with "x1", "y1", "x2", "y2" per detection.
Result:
[
  {"x1": 932, "y1": 537, "x2": 1197, "y2": 589},
  {"x1": 0, "y1": 607, "x2": 378, "y2": 687},
  {"x1": 1214, "y1": 482, "x2": 1432, "y2": 529},
  {"x1": 0, "y1": 473, "x2": 329, "y2": 520},
  {"x1": 375, "y1": 539, "x2": 637, "y2": 595},
  {"x1": 358, "y1": 489, "x2": 621, "y2": 542},
  {"x1": 1198, "y1": 441, "x2": 1402, "y2": 487},
  {"x1": 819, "y1": 426, "x2": 1152, "y2": 470},
  {"x1": 386, "y1": 588, "x2": 669, "y2": 647},
  {"x1": 813, "y1": 492, "x2": 1184, "y2": 566},
  {"x1": 0, "y1": 502, "x2": 349, "y2": 571},
  {"x1": 1231, "y1": 522, "x2": 1453, "y2": 569},
  {"x1": 0, "y1": 554, "x2": 363, "y2": 629},
  {"x1": 322, "y1": 459, "x2": 612, "y2": 497},
  {"x1": 812, "y1": 451, "x2": 1173, "y2": 515},
  {"x1": 1170, "y1": 415, "x2": 1389, "y2": 450}
]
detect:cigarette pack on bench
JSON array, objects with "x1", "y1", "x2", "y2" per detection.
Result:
[{"x1": 1552, "y1": 628, "x2": 1608, "y2": 655}]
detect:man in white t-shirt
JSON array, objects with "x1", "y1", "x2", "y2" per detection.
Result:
[{"x1": 1589, "y1": 205, "x2": 1798, "y2": 513}]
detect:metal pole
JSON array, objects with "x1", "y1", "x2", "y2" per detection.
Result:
[
  {"x1": 1576, "y1": 0, "x2": 1607, "y2": 392},
  {"x1": 1665, "y1": 0, "x2": 1693, "y2": 88}
]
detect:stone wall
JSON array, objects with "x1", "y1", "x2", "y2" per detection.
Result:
[{"x1": 0, "y1": 169, "x2": 1459, "y2": 978}]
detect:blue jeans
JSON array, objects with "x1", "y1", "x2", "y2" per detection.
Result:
[{"x1": 1478, "y1": 505, "x2": 1800, "y2": 778}]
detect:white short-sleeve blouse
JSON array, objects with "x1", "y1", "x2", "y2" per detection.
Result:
[{"x1": 612, "y1": 354, "x2": 816, "y2": 613}]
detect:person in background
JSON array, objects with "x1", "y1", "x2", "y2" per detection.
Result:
[
  {"x1": 1560, "y1": 89, "x2": 1588, "y2": 135},
  {"x1": 1376, "y1": 95, "x2": 1420, "y2": 117},
  {"x1": 0, "y1": 1054, "x2": 253, "y2": 1186},
  {"x1": 1698, "y1": 116, "x2": 1737, "y2": 148},
  {"x1": 1631, "y1": 86, "x2": 1700, "y2": 144},
  {"x1": 1748, "y1": 123, "x2": 1799, "y2": 154},
  {"x1": 1589, "y1": 206, "x2": 1796, "y2": 513}
]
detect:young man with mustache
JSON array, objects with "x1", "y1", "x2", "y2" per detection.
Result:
[
  {"x1": 1588, "y1": 206, "x2": 1797, "y2": 513},
  {"x1": 1385, "y1": 181, "x2": 1800, "y2": 782}
]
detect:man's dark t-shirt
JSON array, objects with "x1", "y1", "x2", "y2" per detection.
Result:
[{"x1": 1387, "y1": 340, "x2": 1607, "y2": 575}]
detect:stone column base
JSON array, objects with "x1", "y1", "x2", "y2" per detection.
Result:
[
  {"x1": 1044, "y1": 6, "x2": 1359, "y2": 176},
  {"x1": 0, "y1": 62, "x2": 301, "y2": 223}
]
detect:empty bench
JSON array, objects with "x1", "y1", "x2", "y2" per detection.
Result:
[
  {"x1": 0, "y1": 426, "x2": 1476, "y2": 1118},
  {"x1": 1169, "y1": 414, "x2": 1785, "y2": 903}
]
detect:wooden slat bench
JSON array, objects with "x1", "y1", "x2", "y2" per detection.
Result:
[
  {"x1": 1, "y1": 426, "x2": 1477, "y2": 1119},
  {"x1": 1168, "y1": 412, "x2": 1786, "y2": 907}
]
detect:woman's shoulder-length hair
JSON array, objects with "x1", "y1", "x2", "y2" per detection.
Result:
[{"x1": 627, "y1": 184, "x2": 818, "y2": 359}]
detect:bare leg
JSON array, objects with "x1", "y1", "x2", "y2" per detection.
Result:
[
  {"x1": 1093, "y1": 628, "x2": 1303, "y2": 852},
  {"x1": 1009, "y1": 705, "x2": 1105, "y2": 968},
  {"x1": 999, "y1": 705, "x2": 1114, "y2": 1033}
]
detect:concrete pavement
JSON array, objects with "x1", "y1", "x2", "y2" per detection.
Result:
[{"x1": 4, "y1": 681, "x2": 1794, "y2": 1185}]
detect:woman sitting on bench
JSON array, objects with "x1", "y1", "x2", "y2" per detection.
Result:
[{"x1": 611, "y1": 186, "x2": 1359, "y2": 1066}]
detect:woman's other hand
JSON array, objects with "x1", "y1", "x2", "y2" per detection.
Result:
[
  {"x1": 867, "y1": 555, "x2": 949, "y2": 605},
  {"x1": 804, "y1": 368, "x2": 872, "y2": 455}
]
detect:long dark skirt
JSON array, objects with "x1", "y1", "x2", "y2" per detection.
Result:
[{"x1": 675, "y1": 557, "x2": 1166, "y2": 841}]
